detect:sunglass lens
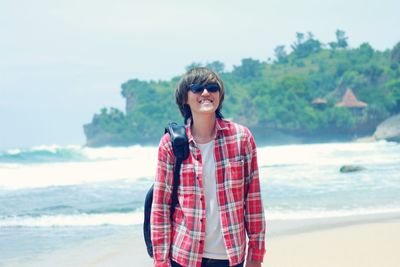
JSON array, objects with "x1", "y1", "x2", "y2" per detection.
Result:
[
  {"x1": 189, "y1": 83, "x2": 219, "y2": 93},
  {"x1": 190, "y1": 84, "x2": 204, "y2": 93},
  {"x1": 206, "y1": 84, "x2": 219, "y2": 92}
]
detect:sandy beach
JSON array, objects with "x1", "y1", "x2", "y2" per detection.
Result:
[
  {"x1": 264, "y1": 219, "x2": 400, "y2": 267},
  {"x1": 6, "y1": 213, "x2": 400, "y2": 267}
]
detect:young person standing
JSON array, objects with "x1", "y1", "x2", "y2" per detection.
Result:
[{"x1": 151, "y1": 67, "x2": 266, "y2": 267}]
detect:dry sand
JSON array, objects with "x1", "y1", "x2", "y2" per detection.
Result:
[{"x1": 264, "y1": 220, "x2": 400, "y2": 267}]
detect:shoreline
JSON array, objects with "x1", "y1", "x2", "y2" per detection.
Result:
[
  {"x1": 82, "y1": 137, "x2": 399, "y2": 151},
  {"x1": 4, "y1": 211, "x2": 400, "y2": 267}
]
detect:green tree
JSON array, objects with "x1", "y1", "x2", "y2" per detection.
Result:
[
  {"x1": 205, "y1": 61, "x2": 225, "y2": 73},
  {"x1": 232, "y1": 58, "x2": 263, "y2": 80},
  {"x1": 358, "y1": 43, "x2": 374, "y2": 60},
  {"x1": 291, "y1": 32, "x2": 321, "y2": 58},
  {"x1": 336, "y1": 29, "x2": 348, "y2": 48},
  {"x1": 274, "y1": 45, "x2": 288, "y2": 63},
  {"x1": 391, "y1": 42, "x2": 400, "y2": 64}
]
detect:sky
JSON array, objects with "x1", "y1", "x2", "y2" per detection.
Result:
[{"x1": 1, "y1": 0, "x2": 399, "y2": 149}]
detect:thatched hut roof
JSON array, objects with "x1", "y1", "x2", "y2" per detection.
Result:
[
  {"x1": 336, "y1": 89, "x2": 368, "y2": 108},
  {"x1": 312, "y1": 98, "x2": 327, "y2": 105}
]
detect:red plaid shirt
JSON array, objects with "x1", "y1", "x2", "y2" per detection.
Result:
[{"x1": 151, "y1": 119, "x2": 266, "y2": 267}]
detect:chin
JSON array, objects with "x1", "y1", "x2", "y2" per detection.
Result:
[
  {"x1": 200, "y1": 107, "x2": 217, "y2": 113},
  {"x1": 194, "y1": 109, "x2": 215, "y2": 116}
]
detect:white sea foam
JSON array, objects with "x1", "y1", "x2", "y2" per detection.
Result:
[
  {"x1": 0, "y1": 141, "x2": 399, "y2": 190},
  {"x1": 82, "y1": 145, "x2": 157, "y2": 161},
  {"x1": 0, "y1": 212, "x2": 144, "y2": 227},
  {"x1": 258, "y1": 140, "x2": 400, "y2": 167},
  {"x1": 0, "y1": 159, "x2": 156, "y2": 189},
  {"x1": 2, "y1": 207, "x2": 400, "y2": 227},
  {"x1": 0, "y1": 145, "x2": 158, "y2": 189},
  {"x1": 3, "y1": 144, "x2": 82, "y2": 155},
  {"x1": 266, "y1": 207, "x2": 400, "y2": 220}
]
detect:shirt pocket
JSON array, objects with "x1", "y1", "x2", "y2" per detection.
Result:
[
  {"x1": 179, "y1": 163, "x2": 194, "y2": 187},
  {"x1": 224, "y1": 159, "x2": 245, "y2": 202},
  {"x1": 177, "y1": 164, "x2": 197, "y2": 215}
]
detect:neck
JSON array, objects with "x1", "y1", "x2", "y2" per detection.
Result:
[{"x1": 191, "y1": 114, "x2": 217, "y2": 144}]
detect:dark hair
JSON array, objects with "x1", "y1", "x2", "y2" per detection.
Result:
[{"x1": 175, "y1": 67, "x2": 224, "y2": 123}]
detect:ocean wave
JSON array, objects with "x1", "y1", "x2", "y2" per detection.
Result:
[
  {"x1": 2, "y1": 207, "x2": 400, "y2": 227},
  {"x1": 266, "y1": 207, "x2": 400, "y2": 220},
  {"x1": 0, "y1": 144, "x2": 159, "y2": 165},
  {"x1": 0, "y1": 211, "x2": 144, "y2": 227},
  {"x1": 0, "y1": 160, "x2": 156, "y2": 190},
  {"x1": 2, "y1": 141, "x2": 398, "y2": 166},
  {"x1": 31, "y1": 206, "x2": 138, "y2": 216},
  {"x1": 83, "y1": 145, "x2": 157, "y2": 161},
  {"x1": 0, "y1": 142, "x2": 398, "y2": 189},
  {"x1": 0, "y1": 145, "x2": 88, "y2": 164},
  {"x1": 257, "y1": 140, "x2": 400, "y2": 167}
]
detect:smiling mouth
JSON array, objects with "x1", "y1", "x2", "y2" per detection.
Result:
[{"x1": 199, "y1": 99, "x2": 213, "y2": 104}]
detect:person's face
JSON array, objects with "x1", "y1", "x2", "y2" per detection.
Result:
[{"x1": 186, "y1": 83, "x2": 220, "y2": 118}]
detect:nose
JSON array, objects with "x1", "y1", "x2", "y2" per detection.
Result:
[{"x1": 201, "y1": 88, "x2": 210, "y2": 96}]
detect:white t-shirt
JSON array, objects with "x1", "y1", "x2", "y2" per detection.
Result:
[{"x1": 198, "y1": 140, "x2": 228, "y2": 260}]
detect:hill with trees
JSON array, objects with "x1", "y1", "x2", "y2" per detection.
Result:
[{"x1": 84, "y1": 30, "x2": 400, "y2": 146}]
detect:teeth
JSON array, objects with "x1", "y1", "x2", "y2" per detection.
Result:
[{"x1": 200, "y1": 100, "x2": 212, "y2": 103}]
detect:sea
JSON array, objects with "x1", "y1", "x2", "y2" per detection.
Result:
[{"x1": 1, "y1": 141, "x2": 400, "y2": 265}]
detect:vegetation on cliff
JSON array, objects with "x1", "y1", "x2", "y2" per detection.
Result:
[{"x1": 84, "y1": 30, "x2": 400, "y2": 146}]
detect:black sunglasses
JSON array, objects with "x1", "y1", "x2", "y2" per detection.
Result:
[{"x1": 189, "y1": 83, "x2": 220, "y2": 94}]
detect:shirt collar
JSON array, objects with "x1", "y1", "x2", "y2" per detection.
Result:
[{"x1": 186, "y1": 117, "x2": 228, "y2": 144}]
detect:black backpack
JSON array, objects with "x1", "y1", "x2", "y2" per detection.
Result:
[{"x1": 143, "y1": 123, "x2": 190, "y2": 258}]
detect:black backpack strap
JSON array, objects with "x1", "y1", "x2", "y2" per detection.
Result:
[
  {"x1": 170, "y1": 157, "x2": 183, "y2": 220},
  {"x1": 165, "y1": 122, "x2": 189, "y2": 220},
  {"x1": 143, "y1": 184, "x2": 154, "y2": 257},
  {"x1": 143, "y1": 122, "x2": 189, "y2": 258}
]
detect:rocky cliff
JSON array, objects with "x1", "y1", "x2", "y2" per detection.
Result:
[{"x1": 374, "y1": 114, "x2": 400, "y2": 142}]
